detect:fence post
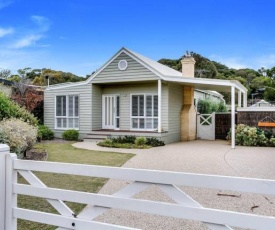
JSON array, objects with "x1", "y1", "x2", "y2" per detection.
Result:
[
  {"x1": 0, "y1": 144, "x2": 10, "y2": 230},
  {"x1": 5, "y1": 152, "x2": 17, "y2": 230}
]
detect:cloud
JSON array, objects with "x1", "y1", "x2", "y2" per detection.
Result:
[
  {"x1": 0, "y1": 27, "x2": 14, "y2": 37},
  {"x1": 209, "y1": 54, "x2": 248, "y2": 69},
  {"x1": 9, "y1": 15, "x2": 51, "y2": 49},
  {"x1": 11, "y1": 34, "x2": 43, "y2": 48},
  {"x1": 0, "y1": 0, "x2": 13, "y2": 10},
  {"x1": 255, "y1": 54, "x2": 275, "y2": 68},
  {"x1": 31, "y1": 15, "x2": 51, "y2": 32},
  {"x1": 209, "y1": 53, "x2": 275, "y2": 70}
]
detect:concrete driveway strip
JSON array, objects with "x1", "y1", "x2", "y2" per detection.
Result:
[{"x1": 73, "y1": 140, "x2": 275, "y2": 230}]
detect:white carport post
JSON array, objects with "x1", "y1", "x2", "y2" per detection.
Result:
[
  {"x1": 231, "y1": 86, "x2": 235, "y2": 149},
  {"x1": 238, "y1": 90, "x2": 242, "y2": 107},
  {"x1": 243, "y1": 91, "x2": 247, "y2": 107},
  {"x1": 158, "y1": 80, "x2": 162, "y2": 133}
]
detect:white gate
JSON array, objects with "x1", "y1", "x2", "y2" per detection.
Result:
[
  {"x1": 1, "y1": 144, "x2": 275, "y2": 230},
  {"x1": 197, "y1": 113, "x2": 215, "y2": 140}
]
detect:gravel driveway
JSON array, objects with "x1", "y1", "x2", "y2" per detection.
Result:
[{"x1": 73, "y1": 140, "x2": 275, "y2": 229}]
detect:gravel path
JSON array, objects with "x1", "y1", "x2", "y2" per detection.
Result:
[{"x1": 73, "y1": 140, "x2": 275, "y2": 229}]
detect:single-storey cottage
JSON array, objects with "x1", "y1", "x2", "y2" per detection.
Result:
[{"x1": 44, "y1": 47, "x2": 247, "y2": 147}]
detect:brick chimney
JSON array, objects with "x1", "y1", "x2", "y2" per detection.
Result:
[{"x1": 181, "y1": 52, "x2": 196, "y2": 78}]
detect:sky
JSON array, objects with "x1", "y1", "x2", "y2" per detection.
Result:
[{"x1": 0, "y1": 0, "x2": 275, "y2": 77}]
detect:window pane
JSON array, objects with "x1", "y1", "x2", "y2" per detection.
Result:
[
  {"x1": 68, "y1": 118, "x2": 74, "y2": 128},
  {"x1": 69, "y1": 96, "x2": 74, "y2": 116},
  {"x1": 139, "y1": 118, "x2": 144, "y2": 129},
  {"x1": 146, "y1": 95, "x2": 152, "y2": 116},
  {"x1": 132, "y1": 96, "x2": 138, "y2": 116},
  {"x1": 116, "y1": 96, "x2": 120, "y2": 117},
  {"x1": 62, "y1": 118, "x2": 67, "y2": 128},
  {"x1": 153, "y1": 118, "x2": 158, "y2": 129},
  {"x1": 139, "y1": 96, "x2": 144, "y2": 116},
  {"x1": 75, "y1": 96, "x2": 79, "y2": 116},
  {"x1": 132, "y1": 118, "x2": 138, "y2": 128},
  {"x1": 56, "y1": 96, "x2": 66, "y2": 116},
  {"x1": 56, "y1": 118, "x2": 62, "y2": 128},
  {"x1": 153, "y1": 95, "x2": 158, "y2": 117},
  {"x1": 74, "y1": 118, "x2": 79, "y2": 128},
  {"x1": 116, "y1": 118, "x2": 119, "y2": 128},
  {"x1": 146, "y1": 118, "x2": 152, "y2": 129}
]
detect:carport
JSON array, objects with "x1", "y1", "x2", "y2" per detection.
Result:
[{"x1": 160, "y1": 76, "x2": 248, "y2": 148}]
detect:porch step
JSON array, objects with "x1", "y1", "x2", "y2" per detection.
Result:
[{"x1": 83, "y1": 133, "x2": 111, "y2": 142}]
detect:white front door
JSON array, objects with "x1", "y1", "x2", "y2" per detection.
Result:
[{"x1": 102, "y1": 95, "x2": 119, "y2": 129}]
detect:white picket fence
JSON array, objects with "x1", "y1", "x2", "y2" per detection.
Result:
[{"x1": 1, "y1": 144, "x2": 275, "y2": 230}]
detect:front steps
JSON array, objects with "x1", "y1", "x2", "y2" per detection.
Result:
[{"x1": 83, "y1": 132, "x2": 111, "y2": 142}]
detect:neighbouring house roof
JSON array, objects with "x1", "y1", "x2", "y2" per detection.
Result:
[
  {"x1": 46, "y1": 47, "x2": 247, "y2": 94},
  {"x1": 195, "y1": 89, "x2": 224, "y2": 98},
  {"x1": 0, "y1": 78, "x2": 14, "y2": 86}
]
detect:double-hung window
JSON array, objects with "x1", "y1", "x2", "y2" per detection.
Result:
[
  {"x1": 56, "y1": 95, "x2": 79, "y2": 129},
  {"x1": 131, "y1": 94, "x2": 158, "y2": 130}
]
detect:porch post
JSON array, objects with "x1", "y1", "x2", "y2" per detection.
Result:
[
  {"x1": 158, "y1": 80, "x2": 162, "y2": 133},
  {"x1": 0, "y1": 144, "x2": 10, "y2": 230},
  {"x1": 243, "y1": 91, "x2": 247, "y2": 107},
  {"x1": 231, "y1": 86, "x2": 235, "y2": 149},
  {"x1": 238, "y1": 90, "x2": 242, "y2": 107}
]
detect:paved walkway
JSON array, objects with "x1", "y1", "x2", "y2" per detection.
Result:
[{"x1": 73, "y1": 140, "x2": 275, "y2": 229}]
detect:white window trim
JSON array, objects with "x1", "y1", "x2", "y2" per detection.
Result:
[
  {"x1": 55, "y1": 94, "x2": 79, "y2": 130},
  {"x1": 130, "y1": 93, "x2": 158, "y2": 131}
]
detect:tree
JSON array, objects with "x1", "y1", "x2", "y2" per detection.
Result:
[
  {"x1": 13, "y1": 68, "x2": 32, "y2": 103},
  {"x1": 264, "y1": 87, "x2": 275, "y2": 101},
  {"x1": 0, "y1": 68, "x2": 11, "y2": 79}
]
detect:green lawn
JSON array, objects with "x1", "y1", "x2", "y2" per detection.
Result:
[{"x1": 18, "y1": 142, "x2": 135, "y2": 230}]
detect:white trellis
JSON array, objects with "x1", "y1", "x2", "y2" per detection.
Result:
[{"x1": 1, "y1": 144, "x2": 275, "y2": 230}]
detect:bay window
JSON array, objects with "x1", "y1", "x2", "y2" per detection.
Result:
[
  {"x1": 131, "y1": 94, "x2": 158, "y2": 130},
  {"x1": 56, "y1": 95, "x2": 79, "y2": 129}
]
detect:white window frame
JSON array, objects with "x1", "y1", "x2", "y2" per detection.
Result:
[
  {"x1": 55, "y1": 94, "x2": 79, "y2": 130},
  {"x1": 130, "y1": 94, "x2": 158, "y2": 131}
]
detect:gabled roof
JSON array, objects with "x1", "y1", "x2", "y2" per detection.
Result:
[
  {"x1": 46, "y1": 47, "x2": 247, "y2": 93},
  {"x1": 126, "y1": 48, "x2": 183, "y2": 77},
  {"x1": 87, "y1": 47, "x2": 182, "y2": 83}
]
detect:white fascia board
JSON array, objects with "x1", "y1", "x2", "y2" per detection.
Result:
[
  {"x1": 86, "y1": 48, "x2": 163, "y2": 84},
  {"x1": 45, "y1": 81, "x2": 87, "y2": 91},
  {"x1": 162, "y1": 76, "x2": 247, "y2": 93}
]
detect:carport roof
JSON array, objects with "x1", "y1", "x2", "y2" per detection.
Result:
[{"x1": 162, "y1": 76, "x2": 247, "y2": 93}]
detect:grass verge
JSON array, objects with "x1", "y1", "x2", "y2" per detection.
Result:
[{"x1": 18, "y1": 142, "x2": 134, "y2": 230}]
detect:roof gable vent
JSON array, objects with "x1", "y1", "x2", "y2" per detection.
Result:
[{"x1": 118, "y1": 60, "x2": 128, "y2": 70}]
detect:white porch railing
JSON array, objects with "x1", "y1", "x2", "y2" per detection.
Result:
[{"x1": 1, "y1": 144, "x2": 275, "y2": 230}]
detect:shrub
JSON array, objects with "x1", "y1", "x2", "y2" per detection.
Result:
[
  {"x1": 228, "y1": 124, "x2": 269, "y2": 146},
  {"x1": 197, "y1": 99, "x2": 227, "y2": 114},
  {"x1": 0, "y1": 118, "x2": 37, "y2": 155},
  {"x1": 111, "y1": 135, "x2": 136, "y2": 144},
  {"x1": 270, "y1": 138, "x2": 275, "y2": 147},
  {"x1": 38, "y1": 125, "x2": 54, "y2": 140},
  {"x1": 62, "y1": 129, "x2": 79, "y2": 141},
  {"x1": 0, "y1": 92, "x2": 38, "y2": 126},
  {"x1": 135, "y1": 137, "x2": 147, "y2": 146},
  {"x1": 98, "y1": 136, "x2": 165, "y2": 149},
  {"x1": 146, "y1": 137, "x2": 165, "y2": 147}
]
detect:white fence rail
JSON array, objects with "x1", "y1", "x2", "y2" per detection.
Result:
[{"x1": 1, "y1": 144, "x2": 275, "y2": 230}]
